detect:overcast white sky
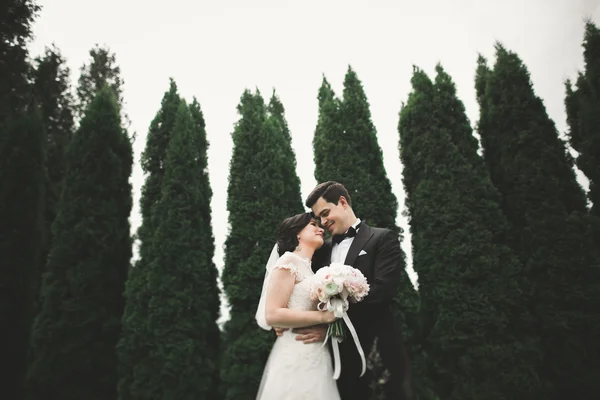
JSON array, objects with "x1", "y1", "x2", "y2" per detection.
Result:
[{"x1": 30, "y1": 0, "x2": 599, "y2": 322}]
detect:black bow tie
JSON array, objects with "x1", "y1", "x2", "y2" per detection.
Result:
[{"x1": 332, "y1": 225, "x2": 359, "y2": 245}]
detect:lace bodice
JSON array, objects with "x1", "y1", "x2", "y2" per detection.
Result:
[
  {"x1": 257, "y1": 252, "x2": 340, "y2": 399},
  {"x1": 272, "y1": 252, "x2": 316, "y2": 311}
]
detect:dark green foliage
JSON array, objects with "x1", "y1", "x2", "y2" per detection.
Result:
[
  {"x1": 118, "y1": 79, "x2": 181, "y2": 399},
  {"x1": 189, "y1": 97, "x2": 220, "y2": 331},
  {"x1": 190, "y1": 96, "x2": 222, "y2": 396},
  {"x1": 476, "y1": 47, "x2": 588, "y2": 219},
  {"x1": 313, "y1": 69, "x2": 420, "y2": 399},
  {"x1": 399, "y1": 65, "x2": 548, "y2": 399},
  {"x1": 76, "y1": 44, "x2": 125, "y2": 119},
  {"x1": 0, "y1": 1, "x2": 43, "y2": 397},
  {"x1": 33, "y1": 45, "x2": 75, "y2": 227},
  {"x1": 27, "y1": 86, "x2": 132, "y2": 400},
  {"x1": 268, "y1": 91, "x2": 303, "y2": 211},
  {"x1": 118, "y1": 101, "x2": 220, "y2": 399},
  {"x1": 314, "y1": 68, "x2": 398, "y2": 231},
  {"x1": 565, "y1": 21, "x2": 600, "y2": 217},
  {"x1": 220, "y1": 90, "x2": 303, "y2": 400},
  {"x1": 139, "y1": 79, "x2": 181, "y2": 241},
  {"x1": 32, "y1": 44, "x2": 76, "y2": 309},
  {"x1": 476, "y1": 45, "x2": 600, "y2": 398},
  {"x1": 0, "y1": 104, "x2": 46, "y2": 400},
  {"x1": 0, "y1": 0, "x2": 40, "y2": 119},
  {"x1": 313, "y1": 76, "x2": 343, "y2": 187},
  {"x1": 0, "y1": 0, "x2": 39, "y2": 51}
]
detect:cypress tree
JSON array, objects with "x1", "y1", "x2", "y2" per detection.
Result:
[
  {"x1": 0, "y1": 0, "x2": 40, "y2": 118},
  {"x1": 268, "y1": 91, "x2": 303, "y2": 212},
  {"x1": 313, "y1": 70, "x2": 420, "y2": 399},
  {"x1": 121, "y1": 101, "x2": 220, "y2": 399},
  {"x1": 313, "y1": 77, "x2": 343, "y2": 188},
  {"x1": 565, "y1": 21, "x2": 600, "y2": 217},
  {"x1": 76, "y1": 44, "x2": 125, "y2": 120},
  {"x1": 32, "y1": 45, "x2": 76, "y2": 304},
  {"x1": 220, "y1": 90, "x2": 303, "y2": 400},
  {"x1": 118, "y1": 79, "x2": 181, "y2": 399},
  {"x1": 33, "y1": 45, "x2": 75, "y2": 231},
  {"x1": 189, "y1": 97, "x2": 220, "y2": 336},
  {"x1": 1, "y1": 105, "x2": 46, "y2": 400},
  {"x1": 476, "y1": 45, "x2": 600, "y2": 398},
  {"x1": 0, "y1": 1, "x2": 44, "y2": 397},
  {"x1": 315, "y1": 68, "x2": 398, "y2": 231},
  {"x1": 27, "y1": 86, "x2": 133, "y2": 400},
  {"x1": 398, "y1": 65, "x2": 547, "y2": 399},
  {"x1": 189, "y1": 97, "x2": 222, "y2": 396}
]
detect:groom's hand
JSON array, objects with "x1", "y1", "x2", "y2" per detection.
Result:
[{"x1": 293, "y1": 325, "x2": 327, "y2": 344}]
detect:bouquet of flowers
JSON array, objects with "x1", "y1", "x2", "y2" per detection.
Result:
[{"x1": 309, "y1": 262, "x2": 370, "y2": 341}]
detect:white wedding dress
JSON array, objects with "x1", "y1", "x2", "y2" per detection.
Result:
[{"x1": 256, "y1": 251, "x2": 341, "y2": 400}]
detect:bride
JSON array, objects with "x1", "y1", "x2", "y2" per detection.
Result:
[{"x1": 255, "y1": 212, "x2": 341, "y2": 400}]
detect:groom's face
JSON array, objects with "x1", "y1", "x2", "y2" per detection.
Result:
[{"x1": 311, "y1": 196, "x2": 350, "y2": 236}]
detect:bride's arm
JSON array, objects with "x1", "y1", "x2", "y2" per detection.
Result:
[{"x1": 265, "y1": 268, "x2": 335, "y2": 328}]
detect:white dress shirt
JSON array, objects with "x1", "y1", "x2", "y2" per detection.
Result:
[{"x1": 330, "y1": 218, "x2": 362, "y2": 264}]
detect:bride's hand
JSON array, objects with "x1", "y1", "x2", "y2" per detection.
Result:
[
  {"x1": 320, "y1": 311, "x2": 337, "y2": 324},
  {"x1": 274, "y1": 327, "x2": 288, "y2": 337}
]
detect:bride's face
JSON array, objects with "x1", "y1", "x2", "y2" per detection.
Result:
[{"x1": 297, "y1": 219, "x2": 324, "y2": 249}]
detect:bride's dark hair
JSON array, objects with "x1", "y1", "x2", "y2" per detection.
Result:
[{"x1": 276, "y1": 212, "x2": 313, "y2": 257}]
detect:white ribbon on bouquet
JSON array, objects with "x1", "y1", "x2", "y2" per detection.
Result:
[{"x1": 318, "y1": 297, "x2": 366, "y2": 380}]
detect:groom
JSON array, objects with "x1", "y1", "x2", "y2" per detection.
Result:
[{"x1": 278, "y1": 181, "x2": 412, "y2": 400}]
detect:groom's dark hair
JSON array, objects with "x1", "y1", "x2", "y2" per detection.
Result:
[
  {"x1": 276, "y1": 212, "x2": 314, "y2": 257},
  {"x1": 305, "y1": 181, "x2": 352, "y2": 208}
]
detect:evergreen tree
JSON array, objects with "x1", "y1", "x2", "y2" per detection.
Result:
[
  {"x1": 32, "y1": 45, "x2": 76, "y2": 303},
  {"x1": 0, "y1": 1, "x2": 44, "y2": 398},
  {"x1": 189, "y1": 97, "x2": 222, "y2": 396},
  {"x1": 27, "y1": 86, "x2": 133, "y2": 400},
  {"x1": 0, "y1": 0, "x2": 40, "y2": 118},
  {"x1": 189, "y1": 97, "x2": 220, "y2": 332},
  {"x1": 268, "y1": 91, "x2": 303, "y2": 212},
  {"x1": 313, "y1": 70, "x2": 420, "y2": 399},
  {"x1": 313, "y1": 77, "x2": 343, "y2": 188},
  {"x1": 33, "y1": 44, "x2": 75, "y2": 231},
  {"x1": 118, "y1": 79, "x2": 181, "y2": 399},
  {"x1": 314, "y1": 68, "x2": 398, "y2": 231},
  {"x1": 76, "y1": 44, "x2": 125, "y2": 120},
  {"x1": 220, "y1": 90, "x2": 303, "y2": 400},
  {"x1": 565, "y1": 21, "x2": 600, "y2": 217},
  {"x1": 1, "y1": 104, "x2": 45, "y2": 400},
  {"x1": 119, "y1": 101, "x2": 220, "y2": 399},
  {"x1": 398, "y1": 65, "x2": 548, "y2": 399},
  {"x1": 476, "y1": 45, "x2": 600, "y2": 398}
]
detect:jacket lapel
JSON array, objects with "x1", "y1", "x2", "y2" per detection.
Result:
[
  {"x1": 344, "y1": 222, "x2": 373, "y2": 266},
  {"x1": 313, "y1": 238, "x2": 333, "y2": 273}
]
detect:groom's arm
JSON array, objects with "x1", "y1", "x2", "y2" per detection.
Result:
[
  {"x1": 273, "y1": 324, "x2": 327, "y2": 343},
  {"x1": 352, "y1": 229, "x2": 401, "y2": 310}
]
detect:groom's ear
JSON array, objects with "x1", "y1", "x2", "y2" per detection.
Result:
[{"x1": 339, "y1": 196, "x2": 349, "y2": 208}]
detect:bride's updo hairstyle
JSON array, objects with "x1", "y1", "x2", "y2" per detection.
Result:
[{"x1": 276, "y1": 212, "x2": 313, "y2": 257}]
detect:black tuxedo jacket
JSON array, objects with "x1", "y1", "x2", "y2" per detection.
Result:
[
  {"x1": 311, "y1": 222, "x2": 408, "y2": 389},
  {"x1": 312, "y1": 222, "x2": 402, "y2": 329}
]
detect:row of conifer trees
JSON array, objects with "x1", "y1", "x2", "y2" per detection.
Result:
[{"x1": 2, "y1": 1, "x2": 600, "y2": 399}]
